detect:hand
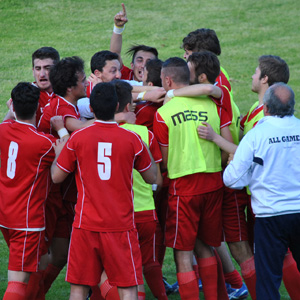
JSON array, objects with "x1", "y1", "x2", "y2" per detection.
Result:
[
  {"x1": 88, "y1": 73, "x2": 102, "y2": 86},
  {"x1": 227, "y1": 153, "x2": 234, "y2": 164},
  {"x1": 114, "y1": 3, "x2": 128, "y2": 27},
  {"x1": 6, "y1": 98, "x2": 12, "y2": 109},
  {"x1": 197, "y1": 122, "x2": 216, "y2": 141},
  {"x1": 53, "y1": 138, "x2": 67, "y2": 156},
  {"x1": 130, "y1": 102, "x2": 136, "y2": 112},
  {"x1": 50, "y1": 116, "x2": 65, "y2": 131},
  {"x1": 144, "y1": 88, "x2": 166, "y2": 103},
  {"x1": 123, "y1": 111, "x2": 136, "y2": 124}
]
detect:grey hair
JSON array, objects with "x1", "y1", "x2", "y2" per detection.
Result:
[{"x1": 263, "y1": 82, "x2": 295, "y2": 117}]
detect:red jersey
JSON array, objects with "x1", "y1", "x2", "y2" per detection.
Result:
[
  {"x1": 38, "y1": 95, "x2": 80, "y2": 137},
  {"x1": 217, "y1": 70, "x2": 231, "y2": 92},
  {"x1": 86, "y1": 81, "x2": 94, "y2": 99},
  {"x1": 135, "y1": 102, "x2": 163, "y2": 131},
  {"x1": 0, "y1": 120, "x2": 55, "y2": 230},
  {"x1": 57, "y1": 121, "x2": 152, "y2": 232},
  {"x1": 120, "y1": 65, "x2": 134, "y2": 80}
]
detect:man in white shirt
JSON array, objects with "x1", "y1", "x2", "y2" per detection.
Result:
[{"x1": 223, "y1": 82, "x2": 300, "y2": 300}]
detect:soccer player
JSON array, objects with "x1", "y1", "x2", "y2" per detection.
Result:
[
  {"x1": 51, "y1": 82, "x2": 157, "y2": 300},
  {"x1": 182, "y1": 28, "x2": 231, "y2": 91},
  {"x1": 115, "y1": 80, "x2": 167, "y2": 300},
  {"x1": 110, "y1": 3, "x2": 158, "y2": 82},
  {"x1": 224, "y1": 82, "x2": 300, "y2": 300},
  {"x1": 198, "y1": 55, "x2": 300, "y2": 300},
  {"x1": 38, "y1": 56, "x2": 94, "y2": 296},
  {"x1": 0, "y1": 82, "x2": 55, "y2": 300},
  {"x1": 77, "y1": 50, "x2": 136, "y2": 125},
  {"x1": 4, "y1": 46, "x2": 60, "y2": 124},
  {"x1": 153, "y1": 57, "x2": 231, "y2": 300}
]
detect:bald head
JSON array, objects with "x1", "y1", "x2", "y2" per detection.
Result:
[{"x1": 263, "y1": 82, "x2": 295, "y2": 117}]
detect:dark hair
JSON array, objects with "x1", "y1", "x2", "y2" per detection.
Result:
[
  {"x1": 90, "y1": 82, "x2": 118, "y2": 120},
  {"x1": 182, "y1": 28, "x2": 221, "y2": 56},
  {"x1": 11, "y1": 82, "x2": 40, "y2": 120},
  {"x1": 187, "y1": 51, "x2": 220, "y2": 84},
  {"x1": 90, "y1": 51, "x2": 119, "y2": 73},
  {"x1": 32, "y1": 47, "x2": 60, "y2": 66},
  {"x1": 263, "y1": 82, "x2": 294, "y2": 117},
  {"x1": 162, "y1": 57, "x2": 190, "y2": 85},
  {"x1": 112, "y1": 80, "x2": 133, "y2": 113},
  {"x1": 50, "y1": 56, "x2": 84, "y2": 97},
  {"x1": 259, "y1": 55, "x2": 289, "y2": 86},
  {"x1": 145, "y1": 58, "x2": 163, "y2": 87},
  {"x1": 127, "y1": 45, "x2": 158, "y2": 63}
]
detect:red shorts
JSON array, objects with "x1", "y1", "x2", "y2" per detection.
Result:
[
  {"x1": 1, "y1": 228, "x2": 44, "y2": 272},
  {"x1": 66, "y1": 227, "x2": 143, "y2": 287},
  {"x1": 222, "y1": 187, "x2": 250, "y2": 242},
  {"x1": 165, "y1": 188, "x2": 223, "y2": 250},
  {"x1": 135, "y1": 214, "x2": 157, "y2": 266}
]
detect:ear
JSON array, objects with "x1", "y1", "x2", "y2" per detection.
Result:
[
  {"x1": 165, "y1": 76, "x2": 172, "y2": 88},
  {"x1": 94, "y1": 69, "x2": 101, "y2": 78},
  {"x1": 263, "y1": 103, "x2": 269, "y2": 116},
  {"x1": 89, "y1": 105, "x2": 94, "y2": 113},
  {"x1": 261, "y1": 74, "x2": 269, "y2": 84},
  {"x1": 130, "y1": 62, "x2": 134, "y2": 70},
  {"x1": 198, "y1": 73, "x2": 207, "y2": 83},
  {"x1": 147, "y1": 81, "x2": 154, "y2": 86}
]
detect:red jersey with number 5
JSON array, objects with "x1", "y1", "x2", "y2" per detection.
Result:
[
  {"x1": 0, "y1": 120, "x2": 55, "y2": 230},
  {"x1": 57, "y1": 121, "x2": 152, "y2": 232}
]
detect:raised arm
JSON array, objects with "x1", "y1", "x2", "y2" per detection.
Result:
[{"x1": 110, "y1": 3, "x2": 128, "y2": 67}]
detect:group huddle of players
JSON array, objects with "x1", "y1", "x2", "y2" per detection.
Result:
[{"x1": 1, "y1": 3, "x2": 299, "y2": 300}]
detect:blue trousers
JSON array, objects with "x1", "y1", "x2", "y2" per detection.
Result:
[{"x1": 254, "y1": 213, "x2": 300, "y2": 300}]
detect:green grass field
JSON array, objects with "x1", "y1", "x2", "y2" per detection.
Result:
[{"x1": 0, "y1": 0, "x2": 299, "y2": 298}]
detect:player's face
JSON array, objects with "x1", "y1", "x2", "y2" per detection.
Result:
[
  {"x1": 131, "y1": 51, "x2": 156, "y2": 82},
  {"x1": 183, "y1": 48, "x2": 193, "y2": 60},
  {"x1": 251, "y1": 66, "x2": 262, "y2": 93},
  {"x1": 99, "y1": 59, "x2": 121, "y2": 82},
  {"x1": 187, "y1": 61, "x2": 198, "y2": 84},
  {"x1": 32, "y1": 58, "x2": 54, "y2": 92},
  {"x1": 72, "y1": 72, "x2": 88, "y2": 100}
]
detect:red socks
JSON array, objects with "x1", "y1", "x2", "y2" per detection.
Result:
[
  {"x1": 138, "y1": 291, "x2": 146, "y2": 300},
  {"x1": 90, "y1": 285, "x2": 104, "y2": 300},
  {"x1": 177, "y1": 270, "x2": 199, "y2": 300},
  {"x1": 3, "y1": 281, "x2": 27, "y2": 300},
  {"x1": 100, "y1": 279, "x2": 120, "y2": 300},
  {"x1": 224, "y1": 269, "x2": 243, "y2": 289},
  {"x1": 240, "y1": 256, "x2": 256, "y2": 300},
  {"x1": 43, "y1": 264, "x2": 62, "y2": 294},
  {"x1": 197, "y1": 256, "x2": 218, "y2": 300},
  {"x1": 25, "y1": 270, "x2": 45, "y2": 300},
  {"x1": 143, "y1": 263, "x2": 168, "y2": 300},
  {"x1": 282, "y1": 251, "x2": 300, "y2": 300}
]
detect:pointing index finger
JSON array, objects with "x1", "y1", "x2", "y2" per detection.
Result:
[{"x1": 121, "y1": 3, "x2": 126, "y2": 17}]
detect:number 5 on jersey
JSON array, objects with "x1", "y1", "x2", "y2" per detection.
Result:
[
  {"x1": 97, "y1": 142, "x2": 112, "y2": 180},
  {"x1": 7, "y1": 141, "x2": 19, "y2": 179}
]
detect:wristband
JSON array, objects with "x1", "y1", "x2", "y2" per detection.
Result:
[
  {"x1": 152, "y1": 184, "x2": 158, "y2": 191},
  {"x1": 137, "y1": 91, "x2": 146, "y2": 100},
  {"x1": 167, "y1": 89, "x2": 175, "y2": 98},
  {"x1": 113, "y1": 24, "x2": 125, "y2": 34},
  {"x1": 57, "y1": 128, "x2": 69, "y2": 138}
]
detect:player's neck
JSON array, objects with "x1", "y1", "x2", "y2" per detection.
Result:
[{"x1": 16, "y1": 115, "x2": 36, "y2": 126}]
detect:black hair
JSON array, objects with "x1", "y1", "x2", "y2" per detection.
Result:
[
  {"x1": 90, "y1": 82, "x2": 118, "y2": 120},
  {"x1": 90, "y1": 51, "x2": 119, "y2": 73},
  {"x1": 11, "y1": 82, "x2": 40, "y2": 120},
  {"x1": 145, "y1": 58, "x2": 163, "y2": 87},
  {"x1": 50, "y1": 56, "x2": 84, "y2": 97},
  {"x1": 32, "y1": 47, "x2": 60, "y2": 66},
  {"x1": 127, "y1": 45, "x2": 158, "y2": 63},
  {"x1": 162, "y1": 57, "x2": 190, "y2": 85}
]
